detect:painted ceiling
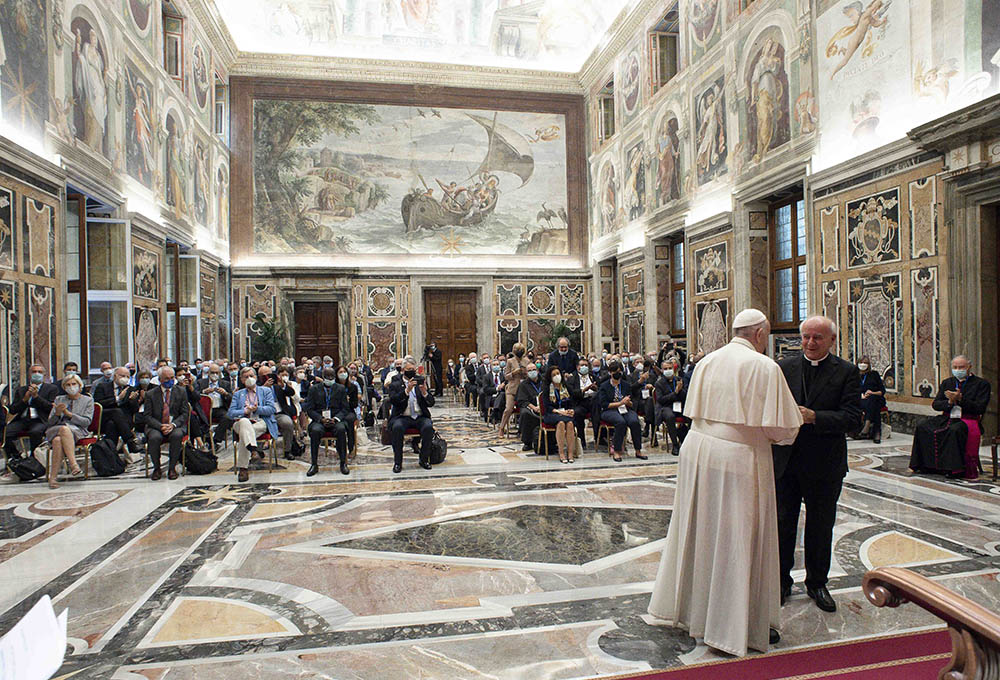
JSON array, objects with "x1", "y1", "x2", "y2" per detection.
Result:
[{"x1": 214, "y1": 0, "x2": 632, "y2": 72}]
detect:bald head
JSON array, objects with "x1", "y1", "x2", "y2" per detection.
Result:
[{"x1": 800, "y1": 316, "x2": 837, "y2": 361}]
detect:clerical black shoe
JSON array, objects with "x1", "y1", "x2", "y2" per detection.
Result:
[
  {"x1": 392, "y1": 463, "x2": 402, "y2": 473},
  {"x1": 807, "y1": 585, "x2": 837, "y2": 612},
  {"x1": 419, "y1": 460, "x2": 432, "y2": 470},
  {"x1": 306, "y1": 464, "x2": 318, "y2": 477},
  {"x1": 780, "y1": 584, "x2": 792, "y2": 606},
  {"x1": 522, "y1": 444, "x2": 533, "y2": 451},
  {"x1": 340, "y1": 462, "x2": 349, "y2": 475},
  {"x1": 769, "y1": 628, "x2": 781, "y2": 645},
  {"x1": 127, "y1": 439, "x2": 142, "y2": 454},
  {"x1": 150, "y1": 467, "x2": 162, "y2": 481},
  {"x1": 284, "y1": 451, "x2": 296, "y2": 460},
  {"x1": 167, "y1": 468, "x2": 178, "y2": 481},
  {"x1": 237, "y1": 468, "x2": 249, "y2": 483}
]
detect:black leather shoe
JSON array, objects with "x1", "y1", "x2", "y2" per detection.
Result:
[
  {"x1": 392, "y1": 463, "x2": 402, "y2": 473},
  {"x1": 522, "y1": 444, "x2": 533, "y2": 451},
  {"x1": 873, "y1": 437, "x2": 881, "y2": 444},
  {"x1": 780, "y1": 584, "x2": 792, "y2": 606},
  {"x1": 340, "y1": 462, "x2": 349, "y2": 475},
  {"x1": 284, "y1": 451, "x2": 296, "y2": 460},
  {"x1": 237, "y1": 468, "x2": 249, "y2": 483},
  {"x1": 769, "y1": 628, "x2": 780, "y2": 645},
  {"x1": 167, "y1": 468, "x2": 178, "y2": 481},
  {"x1": 419, "y1": 461, "x2": 432, "y2": 470},
  {"x1": 306, "y1": 464, "x2": 318, "y2": 477},
  {"x1": 127, "y1": 439, "x2": 142, "y2": 454},
  {"x1": 150, "y1": 467, "x2": 162, "y2": 481},
  {"x1": 807, "y1": 585, "x2": 837, "y2": 612},
  {"x1": 635, "y1": 452, "x2": 647, "y2": 460}
]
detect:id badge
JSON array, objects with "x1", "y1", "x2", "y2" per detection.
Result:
[
  {"x1": 673, "y1": 401, "x2": 683, "y2": 413},
  {"x1": 618, "y1": 404, "x2": 628, "y2": 414},
  {"x1": 950, "y1": 405, "x2": 961, "y2": 419},
  {"x1": 641, "y1": 389, "x2": 650, "y2": 399},
  {"x1": 322, "y1": 409, "x2": 332, "y2": 419}
]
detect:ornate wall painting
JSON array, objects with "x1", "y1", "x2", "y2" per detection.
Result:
[
  {"x1": 624, "y1": 310, "x2": 644, "y2": 354},
  {"x1": 600, "y1": 278, "x2": 615, "y2": 336},
  {"x1": 654, "y1": 111, "x2": 682, "y2": 206},
  {"x1": 526, "y1": 318, "x2": 551, "y2": 353},
  {"x1": 0, "y1": 0, "x2": 48, "y2": 138},
  {"x1": 164, "y1": 111, "x2": 189, "y2": 214},
  {"x1": 0, "y1": 186, "x2": 13, "y2": 270},
  {"x1": 908, "y1": 176, "x2": 937, "y2": 258},
  {"x1": 193, "y1": 136, "x2": 211, "y2": 226},
  {"x1": 618, "y1": 46, "x2": 642, "y2": 127},
  {"x1": 847, "y1": 273, "x2": 902, "y2": 394},
  {"x1": 124, "y1": 59, "x2": 156, "y2": 189},
  {"x1": 623, "y1": 140, "x2": 646, "y2": 222},
  {"x1": 819, "y1": 205, "x2": 841, "y2": 273},
  {"x1": 621, "y1": 266, "x2": 644, "y2": 310},
  {"x1": 126, "y1": 0, "x2": 154, "y2": 47},
  {"x1": 367, "y1": 286, "x2": 397, "y2": 317},
  {"x1": 216, "y1": 165, "x2": 230, "y2": 239},
  {"x1": 497, "y1": 318, "x2": 522, "y2": 355},
  {"x1": 689, "y1": 0, "x2": 721, "y2": 50},
  {"x1": 744, "y1": 32, "x2": 791, "y2": 164},
  {"x1": 694, "y1": 75, "x2": 728, "y2": 186},
  {"x1": 368, "y1": 322, "x2": 397, "y2": 369},
  {"x1": 190, "y1": 42, "x2": 211, "y2": 113},
  {"x1": 246, "y1": 283, "x2": 276, "y2": 319},
  {"x1": 794, "y1": 91, "x2": 818, "y2": 135},
  {"x1": 497, "y1": 284, "x2": 521, "y2": 316},
  {"x1": 27, "y1": 283, "x2": 56, "y2": 376},
  {"x1": 526, "y1": 285, "x2": 556, "y2": 315},
  {"x1": 694, "y1": 242, "x2": 728, "y2": 295},
  {"x1": 134, "y1": 307, "x2": 159, "y2": 372},
  {"x1": 252, "y1": 99, "x2": 569, "y2": 256},
  {"x1": 695, "y1": 299, "x2": 728, "y2": 355},
  {"x1": 846, "y1": 188, "x2": 900, "y2": 268},
  {"x1": 132, "y1": 245, "x2": 159, "y2": 300},
  {"x1": 22, "y1": 197, "x2": 55, "y2": 277},
  {"x1": 598, "y1": 158, "x2": 620, "y2": 236},
  {"x1": 560, "y1": 283, "x2": 585, "y2": 316},
  {"x1": 68, "y1": 14, "x2": 110, "y2": 156},
  {"x1": 0, "y1": 282, "x2": 18, "y2": 387},
  {"x1": 911, "y1": 267, "x2": 939, "y2": 398},
  {"x1": 822, "y1": 280, "x2": 842, "y2": 329}
]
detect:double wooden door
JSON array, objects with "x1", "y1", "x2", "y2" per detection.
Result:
[
  {"x1": 424, "y1": 289, "x2": 478, "y2": 366},
  {"x1": 294, "y1": 302, "x2": 339, "y2": 366}
]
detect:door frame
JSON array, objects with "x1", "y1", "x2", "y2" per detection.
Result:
[{"x1": 411, "y1": 276, "x2": 491, "y2": 355}]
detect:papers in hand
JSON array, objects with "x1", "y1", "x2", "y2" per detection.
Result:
[{"x1": 0, "y1": 595, "x2": 67, "y2": 680}]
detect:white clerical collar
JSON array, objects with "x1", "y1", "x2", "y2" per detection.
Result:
[{"x1": 805, "y1": 353, "x2": 830, "y2": 367}]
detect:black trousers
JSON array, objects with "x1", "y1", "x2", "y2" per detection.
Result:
[
  {"x1": 3, "y1": 417, "x2": 47, "y2": 459},
  {"x1": 776, "y1": 471, "x2": 843, "y2": 590},
  {"x1": 656, "y1": 407, "x2": 687, "y2": 446},
  {"x1": 101, "y1": 407, "x2": 137, "y2": 446},
  {"x1": 601, "y1": 409, "x2": 642, "y2": 452},
  {"x1": 432, "y1": 363, "x2": 443, "y2": 396},
  {"x1": 146, "y1": 426, "x2": 187, "y2": 470},
  {"x1": 573, "y1": 398, "x2": 595, "y2": 444},
  {"x1": 212, "y1": 413, "x2": 234, "y2": 443},
  {"x1": 390, "y1": 416, "x2": 434, "y2": 465},
  {"x1": 519, "y1": 410, "x2": 540, "y2": 448},
  {"x1": 464, "y1": 384, "x2": 477, "y2": 408},
  {"x1": 308, "y1": 420, "x2": 347, "y2": 464},
  {"x1": 860, "y1": 396, "x2": 882, "y2": 437}
]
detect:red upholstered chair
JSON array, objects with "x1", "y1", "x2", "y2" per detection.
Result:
[
  {"x1": 48, "y1": 403, "x2": 102, "y2": 480},
  {"x1": 535, "y1": 395, "x2": 556, "y2": 460},
  {"x1": 143, "y1": 405, "x2": 190, "y2": 478},
  {"x1": 232, "y1": 430, "x2": 280, "y2": 473}
]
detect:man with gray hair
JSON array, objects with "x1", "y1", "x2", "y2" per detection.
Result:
[{"x1": 772, "y1": 315, "x2": 861, "y2": 614}]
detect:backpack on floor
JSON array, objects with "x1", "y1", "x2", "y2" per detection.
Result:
[
  {"x1": 184, "y1": 446, "x2": 218, "y2": 475},
  {"x1": 429, "y1": 431, "x2": 447, "y2": 464},
  {"x1": 9, "y1": 454, "x2": 46, "y2": 481},
  {"x1": 90, "y1": 437, "x2": 127, "y2": 477}
]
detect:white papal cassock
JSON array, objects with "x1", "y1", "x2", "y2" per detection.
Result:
[{"x1": 648, "y1": 336, "x2": 802, "y2": 656}]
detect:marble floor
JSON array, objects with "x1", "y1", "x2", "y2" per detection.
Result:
[{"x1": 1, "y1": 398, "x2": 998, "y2": 679}]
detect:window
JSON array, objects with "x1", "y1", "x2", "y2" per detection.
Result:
[
  {"x1": 649, "y1": 6, "x2": 680, "y2": 94},
  {"x1": 770, "y1": 197, "x2": 807, "y2": 329},
  {"x1": 671, "y1": 237, "x2": 685, "y2": 334},
  {"x1": 162, "y1": 3, "x2": 184, "y2": 86},
  {"x1": 597, "y1": 77, "x2": 615, "y2": 144},
  {"x1": 214, "y1": 74, "x2": 228, "y2": 141}
]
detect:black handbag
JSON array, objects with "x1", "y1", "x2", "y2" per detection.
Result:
[
  {"x1": 9, "y1": 455, "x2": 46, "y2": 481},
  {"x1": 429, "y1": 431, "x2": 447, "y2": 464},
  {"x1": 90, "y1": 437, "x2": 127, "y2": 477},
  {"x1": 184, "y1": 445, "x2": 218, "y2": 474}
]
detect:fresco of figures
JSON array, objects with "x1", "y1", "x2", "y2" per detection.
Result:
[
  {"x1": 744, "y1": 33, "x2": 790, "y2": 164},
  {"x1": 252, "y1": 99, "x2": 570, "y2": 256},
  {"x1": 0, "y1": 0, "x2": 49, "y2": 138},
  {"x1": 125, "y1": 59, "x2": 156, "y2": 188},
  {"x1": 654, "y1": 110, "x2": 682, "y2": 206},
  {"x1": 69, "y1": 15, "x2": 110, "y2": 156},
  {"x1": 694, "y1": 75, "x2": 727, "y2": 186}
]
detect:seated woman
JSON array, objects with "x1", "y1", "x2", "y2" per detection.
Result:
[
  {"x1": 541, "y1": 365, "x2": 577, "y2": 464},
  {"x1": 597, "y1": 361, "x2": 646, "y2": 462},
  {"x1": 857, "y1": 356, "x2": 885, "y2": 443},
  {"x1": 44, "y1": 374, "x2": 94, "y2": 488}
]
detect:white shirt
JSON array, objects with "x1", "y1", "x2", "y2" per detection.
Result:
[{"x1": 403, "y1": 386, "x2": 419, "y2": 418}]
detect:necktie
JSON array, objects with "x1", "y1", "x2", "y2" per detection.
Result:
[{"x1": 162, "y1": 388, "x2": 171, "y2": 424}]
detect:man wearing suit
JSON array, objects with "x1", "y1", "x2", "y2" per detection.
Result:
[
  {"x1": 463, "y1": 353, "x2": 479, "y2": 408},
  {"x1": 143, "y1": 366, "x2": 190, "y2": 480},
  {"x1": 773, "y1": 316, "x2": 862, "y2": 613},
  {"x1": 4, "y1": 364, "x2": 61, "y2": 464},
  {"x1": 387, "y1": 358, "x2": 436, "y2": 473},
  {"x1": 303, "y1": 367, "x2": 354, "y2": 476},
  {"x1": 93, "y1": 366, "x2": 143, "y2": 455},
  {"x1": 475, "y1": 354, "x2": 492, "y2": 418},
  {"x1": 424, "y1": 342, "x2": 444, "y2": 397},
  {"x1": 227, "y1": 367, "x2": 280, "y2": 482},
  {"x1": 566, "y1": 357, "x2": 599, "y2": 449},
  {"x1": 546, "y1": 337, "x2": 580, "y2": 376}
]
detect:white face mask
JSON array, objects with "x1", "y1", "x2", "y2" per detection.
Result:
[
  {"x1": 116, "y1": 376, "x2": 130, "y2": 387},
  {"x1": 858, "y1": 363, "x2": 869, "y2": 371},
  {"x1": 552, "y1": 374, "x2": 562, "y2": 384},
  {"x1": 664, "y1": 370, "x2": 675, "y2": 378},
  {"x1": 102, "y1": 369, "x2": 113, "y2": 378},
  {"x1": 65, "y1": 385, "x2": 80, "y2": 396},
  {"x1": 245, "y1": 377, "x2": 257, "y2": 387}
]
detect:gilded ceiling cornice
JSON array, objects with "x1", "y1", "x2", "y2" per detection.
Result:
[{"x1": 231, "y1": 52, "x2": 584, "y2": 94}]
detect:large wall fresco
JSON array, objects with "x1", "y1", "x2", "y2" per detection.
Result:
[{"x1": 251, "y1": 99, "x2": 570, "y2": 257}]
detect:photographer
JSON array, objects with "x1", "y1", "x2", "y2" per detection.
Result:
[
  {"x1": 423, "y1": 341, "x2": 444, "y2": 397},
  {"x1": 386, "y1": 359, "x2": 436, "y2": 473}
]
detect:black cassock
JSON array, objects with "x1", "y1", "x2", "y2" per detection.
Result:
[{"x1": 910, "y1": 374, "x2": 991, "y2": 473}]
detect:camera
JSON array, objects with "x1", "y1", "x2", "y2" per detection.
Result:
[{"x1": 415, "y1": 375, "x2": 425, "y2": 385}]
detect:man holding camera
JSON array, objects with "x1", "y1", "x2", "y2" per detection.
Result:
[
  {"x1": 387, "y1": 358, "x2": 436, "y2": 473},
  {"x1": 423, "y1": 341, "x2": 444, "y2": 397}
]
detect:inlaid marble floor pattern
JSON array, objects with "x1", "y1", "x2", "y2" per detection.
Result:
[{"x1": 1, "y1": 403, "x2": 997, "y2": 679}]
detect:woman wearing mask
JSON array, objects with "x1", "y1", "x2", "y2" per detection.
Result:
[
  {"x1": 500, "y1": 342, "x2": 529, "y2": 437},
  {"x1": 541, "y1": 366, "x2": 577, "y2": 463},
  {"x1": 857, "y1": 356, "x2": 885, "y2": 444},
  {"x1": 597, "y1": 361, "x2": 646, "y2": 462},
  {"x1": 44, "y1": 374, "x2": 94, "y2": 488}
]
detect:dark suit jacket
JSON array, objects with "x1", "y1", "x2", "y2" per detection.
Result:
[
  {"x1": 142, "y1": 385, "x2": 190, "y2": 431},
  {"x1": 267, "y1": 381, "x2": 297, "y2": 417},
  {"x1": 565, "y1": 373, "x2": 598, "y2": 403},
  {"x1": 772, "y1": 353, "x2": 862, "y2": 481},
  {"x1": 597, "y1": 379, "x2": 635, "y2": 413},
  {"x1": 931, "y1": 374, "x2": 991, "y2": 417},
  {"x1": 195, "y1": 377, "x2": 233, "y2": 409},
  {"x1": 303, "y1": 383, "x2": 353, "y2": 423},
  {"x1": 654, "y1": 375, "x2": 687, "y2": 408},
  {"x1": 387, "y1": 374, "x2": 435, "y2": 421},
  {"x1": 546, "y1": 349, "x2": 580, "y2": 375},
  {"x1": 8, "y1": 383, "x2": 60, "y2": 421},
  {"x1": 515, "y1": 378, "x2": 543, "y2": 411}
]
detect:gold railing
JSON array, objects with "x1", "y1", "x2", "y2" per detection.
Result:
[{"x1": 863, "y1": 567, "x2": 1000, "y2": 680}]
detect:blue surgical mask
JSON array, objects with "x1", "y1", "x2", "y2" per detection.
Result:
[
  {"x1": 579, "y1": 366, "x2": 589, "y2": 375},
  {"x1": 492, "y1": 365, "x2": 501, "y2": 372},
  {"x1": 139, "y1": 378, "x2": 151, "y2": 387},
  {"x1": 161, "y1": 379, "x2": 176, "y2": 389},
  {"x1": 952, "y1": 369, "x2": 968, "y2": 380},
  {"x1": 528, "y1": 370, "x2": 538, "y2": 380},
  {"x1": 30, "y1": 372, "x2": 44, "y2": 384},
  {"x1": 500, "y1": 360, "x2": 506, "y2": 367},
  {"x1": 324, "y1": 379, "x2": 337, "y2": 388}
]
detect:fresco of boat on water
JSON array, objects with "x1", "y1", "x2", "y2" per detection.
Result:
[{"x1": 252, "y1": 99, "x2": 570, "y2": 256}]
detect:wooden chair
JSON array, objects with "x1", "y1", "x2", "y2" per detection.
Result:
[
  {"x1": 535, "y1": 394, "x2": 556, "y2": 460},
  {"x1": 46, "y1": 403, "x2": 101, "y2": 480},
  {"x1": 232, "y1": 428, "x2": 280, "y2": 473}
]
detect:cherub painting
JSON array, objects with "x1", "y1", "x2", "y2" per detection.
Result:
[{"x1": 826, "y1": 0, "x2": 891, "y2": 80}]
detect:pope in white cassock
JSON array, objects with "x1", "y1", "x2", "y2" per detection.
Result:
[{"x1": 648, "y1": 308, "x2": 803, "y2": 656}]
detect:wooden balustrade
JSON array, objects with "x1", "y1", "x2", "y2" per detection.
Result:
[{"x1": 863, "y1": 567, "x2": 1000, "y2": 680}]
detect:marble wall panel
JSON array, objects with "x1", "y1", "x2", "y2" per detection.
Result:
[
  {"x1": 909, "y1": 177, "x2": 937, "y2": 258},
  {"x1": 621, "y1": 265, "x2": 644, "y2": 311},
  {"x1": 26, "y1": 283, "x2": 56, "y2": 376},
  {"x1": 497, "y1": 284, "x2": 521, "y2": 316},
  {"x1": 772, "y1": 332, "x2": 802, "y2": 361},
  {"x1": 655, "y1": 262, "x2": 671, "y2": 337},
  {"x1": 526, "y1": 319, "x2": 551, "y2": 353},
  {"x1": 846, "y1": 188, "x2": 901, "y2": 269},
  {"x1": 22, "y1": 198, "x2": 55, "y2": 278},
  {"x1": 823, "y1": 280, "x2": 842, "y2": 331},
  {"x1": 560, "y1": 283, "x2": 585, "y2": 316},
  {"x1": 497, "y1": 318, "x2": 522, "y2": 355},
  {"x1": 848, "y1": 274, "x2": 903, "y2": 394},
  {"x1": 911, "y1": 266, "x2": 939, "y2": 398},
  {"x1": 246, "y1": 284, "x2": 276, "y2": 320},
  {"x1": 367, "y1": 286, "x2": 396, "y2": 317},
  {"x1": 695, "y1": 299, "x2": 728, "y2": 355},
  {"x1": 749, "y1": 234, "x2": 769, "y2": 310},
  {"x1": 623, "y1": 311, "x2": 644, "y2": 354},
  {"x1": 526, "y1": 285, "x2": 556, "y2": 316},
  {"x1": 368, "y1": 322, "x2": 396, "y2": 369},
  {"x1": 600, "y1": 279, "x2": 615, "y2": 337},
  {"x1": 0, "y1": 282, "x2": 18, "y2": 388},
  {"x1": 0, "y1": 186, "x2": 13, "y2": 271},
  {"x1": 819, "y1": 205, "x2": 840, "y2": 273}
]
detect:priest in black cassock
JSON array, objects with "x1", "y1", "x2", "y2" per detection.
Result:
[{"x1": 910, "y1": 355, "x2": 991, "y2": 480}]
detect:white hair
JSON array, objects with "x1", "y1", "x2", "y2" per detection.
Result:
[
  {"x1": 799, "y1": 315, "x2": 838, "y2": 337},
  {"x1": 952, "y1": 354, "x2": 972, "y2": 365}
]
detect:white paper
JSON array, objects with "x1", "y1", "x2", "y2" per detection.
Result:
[
  {"x1": 210, "y1": 393, "x2": 222, "y2": 409},
  {"x1": 322, "y1": 409, "x2": 332, "y2": 419},
  {"x1": 0, "y1": 595, "x2": 67, "y2": 680},
  {"x1": 673, "y1": 401, "x2": 683, "y2": 413},
  {"x1": 641, "y1": 389, "x2": 649, "y2": 399},
  {"x1": 618, "y1": 404, "x2": 628, "y2": 414},
  {"x1": 950, "y1": 405, "x2": 962, "y2": 418}
]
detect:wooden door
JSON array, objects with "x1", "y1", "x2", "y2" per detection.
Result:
[
  {"x1": 424, "y1": 289, "x2": 478, "y2": 365},
  {"x1": 294, "y1": 302, "x2": 339, "y2": 365}
]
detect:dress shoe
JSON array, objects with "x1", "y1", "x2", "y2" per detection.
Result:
[
  {"x1": 419, "y1": 461, "x2": 432, "y2": 470},
  {"x1": 392, "y1": 463, "x2": 402, "y2": 473},
  {"x1": 167, "y1": 468, "x2": 178, "y2": 481},
  {"x1": 340, "y1": 462, "x2": 350, "y2": 475},
  {"x1": 127, "y1": 439, "x2": 142, "y2": 454},
  {"x1": 780, "y1": 584, "x2": 792, "y2": 606},
  {"x1": 150, "y1": 467, "x2": 163, "y2": 481},
  {"x1": 306, "y1": 464, "x2": 318, "y2": 477},
  {"x1": 807, "y1": 585, "x2": 837, "y2": 612},
  {"x1": 635, "y1": 452, "x2": 648, "y2": 460},
  {"x1": 522, "y1": 444, "x2": 533, "y2": 451},
  {"x1": 284, "y1": 451, "x2": 296, "y2": 460},
  {"x1": 237, "y1": 467, "x2": 249, "y2": 483},
  {"x1": 873, "y1": 437, "x2": 881, "y2": 444},
  {"x1": 769, "y1": 628, "x2": 781, "y2": 645}
]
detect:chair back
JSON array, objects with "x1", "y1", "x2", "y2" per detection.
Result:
[
  {"x1": 88, "y1": 402, "x2": 103, "y2": 435},
  {"x1": 537, "y1": 393, "x2": 546, "y2": 417},
  {"x1": 199, "y1": 395, "x2": 213, "y2": 423}
]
